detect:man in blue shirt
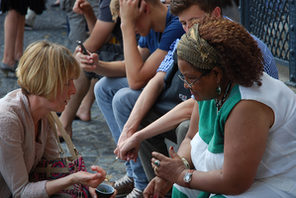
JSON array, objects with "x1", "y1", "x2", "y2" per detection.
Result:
[{"x1": 76, "y1": 0, "x2": 185, "y2": 196}]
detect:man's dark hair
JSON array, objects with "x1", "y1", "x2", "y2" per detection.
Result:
[
  {"x1": 221, "y1": 0, "x2": 239, "y2": 7},
  {"x1": 170, "y1": 0, "x2": 238, "y2": 16}
]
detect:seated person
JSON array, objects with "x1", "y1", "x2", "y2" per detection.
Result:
[
  {"x1": 0, "y1": 41, "x2": 108, "y2": 198},
  {"x1": 147, "y1": 17, "x2": 296, "y2": 198},
  {"x1": 76, "y1": 0, "x2": 185, "y2": 196},
  {"x1": 59, "y1": 0, "x2": 123, "y2": 138},
  {"x1": 114, "y1": 0, "x2": 279, "y2": 186}
]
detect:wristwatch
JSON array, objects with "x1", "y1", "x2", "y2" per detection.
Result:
[{"x1": 183, "y1": 169, "x2": 194, "y2": 186}]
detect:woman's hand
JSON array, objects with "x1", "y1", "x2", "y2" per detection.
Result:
[
  {"x1": 151, "y1": 147, "x2": 186, "y2": 184},
  {"x1": 72, "y1": 165, "x2": 106, "y2": 188},
  {"x1": 143, "y1": 176, "x2": 173, "y2": 198},
  {"x1": 89, "y1": 187, "x2": 97, "y2": 198}
]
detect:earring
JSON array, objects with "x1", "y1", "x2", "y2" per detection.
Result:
[{"x1": 216, "y1": 85, "x2": 221, "y2": 96}]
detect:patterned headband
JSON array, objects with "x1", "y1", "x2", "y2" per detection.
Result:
[{"x1": 177, "y1": 24, "x2": 220, "y2": 70}]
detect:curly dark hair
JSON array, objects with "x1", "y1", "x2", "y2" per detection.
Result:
[{"x1": 198, "y1": 17, "x2": 264, "y2": 86}]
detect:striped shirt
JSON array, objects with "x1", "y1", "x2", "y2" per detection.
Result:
[{"x1": 157, "y1": 39, "x2": 179, "y2": 73}]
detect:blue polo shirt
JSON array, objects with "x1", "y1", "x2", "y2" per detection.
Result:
[{"x1": 138, "y1": 8, "x2": 184, "y2": 53}]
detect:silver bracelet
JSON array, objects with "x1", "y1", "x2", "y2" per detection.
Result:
[{"x1": 181, "y1": 157, "x2": 190, "y2": 169}]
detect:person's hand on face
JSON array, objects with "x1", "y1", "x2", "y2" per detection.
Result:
[
  {"x1": 151, "y1": 147, "x2": 186, "y2": 184},
  {"x1": 119, "y1": 0, "x2": 146, "y2": 28}
]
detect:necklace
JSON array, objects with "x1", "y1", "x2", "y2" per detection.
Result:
[{"x1": 215, "y1": 82, "x2": 232, "y2": 111}]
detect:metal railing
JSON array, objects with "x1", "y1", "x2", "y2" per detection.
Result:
[{"x1": 240, "y1": 0, "x2": 296, "y2": 86}]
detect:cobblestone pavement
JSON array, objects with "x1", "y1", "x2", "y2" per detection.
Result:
[{"x1": 0, "y1": 0, "x2": 125, "y2": 182}]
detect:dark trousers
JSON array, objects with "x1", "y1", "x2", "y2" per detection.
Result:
[{"x1": 138, "y1": 109, "x2": 190, "y2": 181}]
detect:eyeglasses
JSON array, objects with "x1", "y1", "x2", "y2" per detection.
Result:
[{"x1": 178, "y1": 73, "x2": 207, "y2": 89}]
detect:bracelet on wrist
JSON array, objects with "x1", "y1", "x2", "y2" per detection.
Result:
[{"x1": 181, "y1": 157, "x2": 190, "y2": 169}]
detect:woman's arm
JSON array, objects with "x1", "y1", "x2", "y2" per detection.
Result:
[
  {"x1": 154, "y1": 100, "x2": 274, "y2": 195},
  {"x1": 46, "y1": 166, "x2": 106, "y2": 196},
  {"x1": 0, "y1": 113, "x2": 49, "y2": 197}
]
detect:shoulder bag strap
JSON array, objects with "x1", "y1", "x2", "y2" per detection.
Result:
[{"x1": 50, "y1": 112, "x2": 79, "y2": 159}]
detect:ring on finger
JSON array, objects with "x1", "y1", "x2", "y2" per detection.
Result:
[
  {"x1": 154, "y1": 159, "x2": 160, "y2": 167},
  {"x1": 154, "y1": 166, "x2": 158, "y2": 173}
]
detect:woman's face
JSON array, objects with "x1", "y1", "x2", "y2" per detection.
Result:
[
  {"x1": 49, "y1": 79, "x2": 76, "y2": 112},
  {"x1": 178, "y1": 59, "x2": 218, "y2": 101}
]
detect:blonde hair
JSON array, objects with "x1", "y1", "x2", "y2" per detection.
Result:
[
  {"x1": 110, "y1": 0, "x2": 120, "y2": 21},
  {"x1": 17, "y1": 40, "x2": 80, "y2": 100}
]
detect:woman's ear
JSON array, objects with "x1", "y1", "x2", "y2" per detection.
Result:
[{"x1": 212, "y1": 67, "x2": 223, "y2": 83}]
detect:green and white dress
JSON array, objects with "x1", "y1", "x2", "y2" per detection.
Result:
[{"x1": 173, "y1": 73, "x2": 296, "y2": 198}]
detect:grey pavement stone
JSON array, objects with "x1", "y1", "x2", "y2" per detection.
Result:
[{"x1": 0, "y1": 0, "x2": 125, "y2": 182}]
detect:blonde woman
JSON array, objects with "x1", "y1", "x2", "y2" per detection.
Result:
[{"x1": 0, "y1": 41, "x2": 108, "y2": 198}]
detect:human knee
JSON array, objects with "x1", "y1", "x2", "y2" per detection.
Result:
[
  {"x1": 94, "y1": 77, "x2": 109, "y2": 100},
  {"x1": 176, "y1": 120, "x2": 190, "y2": 145},
  {"x1": 112, "y1": 88, "x2": 130, "y2": 106},
  {"x1": 112, "y1": 88, "x2": 140, "y2": 111}
]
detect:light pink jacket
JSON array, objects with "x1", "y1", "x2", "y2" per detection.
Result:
[{"x1": 0, "y1": 89, "x2": 59, "y2": 198}]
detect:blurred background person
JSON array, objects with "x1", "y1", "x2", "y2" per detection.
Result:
[{"x1": 0, "y1": 0, "x2": 46, "y2": 76}]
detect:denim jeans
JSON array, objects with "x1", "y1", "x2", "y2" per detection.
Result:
[{"x1": 94, "y1": 77, "x2": 148, "y2": 191}]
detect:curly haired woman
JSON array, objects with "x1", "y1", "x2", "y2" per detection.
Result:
[{"x1": 146, "y1": 17, "x2": 296, "y2": 198}]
